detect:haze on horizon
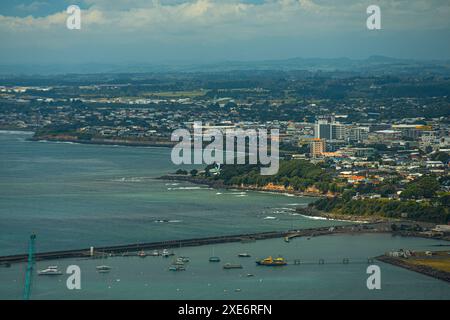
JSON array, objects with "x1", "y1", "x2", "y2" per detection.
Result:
[{"x1": 0, "y1": 0, "x2": 450, "y2": 67}]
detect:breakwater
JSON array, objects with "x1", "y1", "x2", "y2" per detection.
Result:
[
  {"x1": 376, "y1": 255, "x2": 450, "y2": 283},
  {"x1": 0, "y1": 224, "x2": 374, "y2": 265}
]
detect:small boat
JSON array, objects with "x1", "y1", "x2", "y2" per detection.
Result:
[
  {"x1": 256, "y1": 256, "x2": 287, "y2": 266},
  {"x1": 284, "y1": 237, "x2": 290, "y2": 243},
  {"x1": 169, "y1": 265, "x2": 186, "y2": 272},
  {"x1": 209, "y1": 256, "x2": 221, "y2": 262},
  {"x1": 179, "y1": 256, "x2": 190, "y2": 263},
  {"x1": 150, "y1": 250, "x2": 160, "y2": 256},
  {"x1": 96, "y1": 265, "x2": 112, "y2": 273},
  {"x1": 223, "y1": 263, "x2": 243, "y2": 269},
  {"x1": 246, "y1": 273, "x2": 255, "y2": 277},
  {"x1": 174, "y1": 258, "x2": 185, "y2": 265},
  {"x1": 162, "y1": 249, "x2": 174, "y2": 257},
  {"x1": 138, "y1": 250, "x2": 147, "y2": 258},
  {"x1": 37, "y1": 267, "x2": 63, "y2": 276},
  {"x1": 238, "y1": 253, "x2": 251, "y2": 258}
]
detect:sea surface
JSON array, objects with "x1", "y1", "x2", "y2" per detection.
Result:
[
  {"x1": 1, "y1": 234, "x2": 450, "y2": 300},
  {"x1": 0, "y1": 131, "x2": 449, "y2": 300},
  {"x1": 0, "y1": 131, "x2": 333, "y2": 255}
]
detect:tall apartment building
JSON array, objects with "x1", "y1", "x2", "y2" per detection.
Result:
[
  {"x1": 310, "y1": 138, "x2": 326, "y2": 157},
  {"x1": 347, "y1": 126, "x2": 370, "y2": 142},
  {"x1": 315, "y1": 119, "x2": 345, "y2": 141}
]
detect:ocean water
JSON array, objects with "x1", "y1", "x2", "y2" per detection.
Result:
[
  {"x1": 0, "y1": 131, "x2": 449, "y2": 300},
  {"x1": 1, "y1": 234, "x2": 449, "y2": 300},
  {"x1": 0, "y1": 131, "x2": 335, "y2": 256}
]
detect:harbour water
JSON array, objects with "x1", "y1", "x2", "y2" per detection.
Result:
[
  {"x1": 0, "y1": 131, "x2": 330, "y2": 256},
  {"x1": 0, "y1": 131, "x2": 449, "y2": 299},
  {"x1": 1, "y1": 234, "x2": 450, "y2": 299}
]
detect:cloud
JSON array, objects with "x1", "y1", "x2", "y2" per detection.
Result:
[
  {"x1": 1, "y1": 0, "x2": 449, "y2": 35},
  {"x1": 0, "y1": 0, "x2": 449, "y2": 64}
]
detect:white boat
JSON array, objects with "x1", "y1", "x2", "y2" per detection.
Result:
[
  {"x1": 174, "y1": 257, "x2": 189, "y2": 265},
  {"x1": 37, "y1": 267, "x2": 63, "y2": 276},
  {"x1": 138, "y1": 250, "x2": 147, "y2": 257},
  {"x1": 96, "y1": 265, "x2": 112, "y2": 272},
  {"x1": 238, "y1": 253, "x2": 251, "y2": 258},
  {"x1": 150, "y1": 250, "x2": 160, "y2": 256},
  {"x1": 162, "y1": 249, "x2": 174, "y2": 257},
  {"x1": 169, "y1": 265, "x2": 185, "y2": 272}
]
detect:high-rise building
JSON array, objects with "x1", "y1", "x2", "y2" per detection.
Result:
[
  {"x1": 310, "y1": 138, "x2": 326, "y2": 157},
  {"x1": 315, "y1": 120, "x2": 331, "y2": 140},
  {"x1": 332, "y1": 123, "x2": 346, "y2": 140},
  {"x1": 315, "y1": 118, "x2": 345, "y2": 141},
  {"x1": 347, "y1": 126, "x2": 370, "y2": 142}
]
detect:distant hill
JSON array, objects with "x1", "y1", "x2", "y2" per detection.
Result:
[{"x1": 1, "y1": 56, "x2": 450, "y2": 76}]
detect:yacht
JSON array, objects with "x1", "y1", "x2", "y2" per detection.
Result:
[
  {"x1": 169, "y1": 265, "x2": 186, "y2": 272},
  {"x1": 138, "y1": 250, "x2": 147, "y2": 258},
  {"x1": 238, "y1": 253, "x2": 251, "y2": 258},
  {"x1": 37, "y1": 266, "x2": 63, "y2": 276},
  {"x1": 209, "y1": 256, "x2": 221, "y2": 262},
  {"x1": 174, "y1": 258, "x2": 185, "y2": 266},
  {"x1": 96, "y1": 265, "x2": 112, "y2": 273},
  {"x1": 162, "y1": 249, "x2": 174, "y2": 257}
]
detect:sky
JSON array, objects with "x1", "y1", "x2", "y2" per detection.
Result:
[{"x1": 0, "y1": 0, "x2": 450, "y2": 66}]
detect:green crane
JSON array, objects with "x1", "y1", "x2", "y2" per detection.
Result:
[{"x1": 23, "y1": 234, "x2": 36, "y2": 300}]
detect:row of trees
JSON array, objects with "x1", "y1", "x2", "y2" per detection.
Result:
[
  {"x1": 312, "y1": 197, "x2": 450, "y2": 224},
  {"x1": 207, "y1": 160, "x2": 341, "y2": 193}
]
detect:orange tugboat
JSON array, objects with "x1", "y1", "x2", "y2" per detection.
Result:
[{"x1": 256, "y1": 256, "x2": 287, "y2": 266}]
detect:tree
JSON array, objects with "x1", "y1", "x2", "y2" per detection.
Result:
[{"x1": 400, "y1": 176, "x2": 440, "y2": 199}]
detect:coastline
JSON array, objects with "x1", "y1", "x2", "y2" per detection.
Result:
[
  {"x1": 159, "y1": 174, "x2": 329, "y2": 199},
  {"x1": 159, "y1": 174, "x2": 382, "y2": 224},
  {"x1": 376, "y1": 254, "x2": 450, "y2": 283},
  {"x1": 29, "y1": 135, "x2": 176, "y2": 148},
  {"x1": 159, "y1": 174, "x2": 450, "y2": 227}
]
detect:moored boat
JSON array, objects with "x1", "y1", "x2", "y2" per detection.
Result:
[
  {"x1": 162, "y1": 249, "x2": 174, "y2": 257},
  {"x1": 96, "y1": 265, "x2": 112, "y2": 273},
  {"x1": 209, "y1": 256, "x2": 221, "y2": 262},
  {"x1": 238, "y1": 253, "x2": 251, "y2": 258},
  {"x1": 169, "y1": 265, "x2": 186, "y2": 272},
  {"x1": 256, "y1": 256, "x2": 287, "y2": 266},
  {"x1": 138, "y1": 250, "x2": 147, "y2": 258},
  {"x1": 150, "y1": 250, "x2": 160, "y2": 256},
  {"x1": 37, "y1": 266, "x2": 63, "y2": 276}
]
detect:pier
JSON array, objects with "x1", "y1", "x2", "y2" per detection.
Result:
[{"x1": 0, "y1": 223, "x2": 387, "y2": 265}]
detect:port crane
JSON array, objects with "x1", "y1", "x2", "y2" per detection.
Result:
[{"x1": 23, "y1": 234, "x2": 36, "y2": 300}]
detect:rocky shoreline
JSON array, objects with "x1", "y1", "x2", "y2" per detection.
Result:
[
  {"x1": 159, "y1": 174, "x2": 384, "y2": 223},
  {"x1": 158, "y1": 174, "x2": 329, "y2": 199}
]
